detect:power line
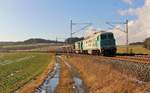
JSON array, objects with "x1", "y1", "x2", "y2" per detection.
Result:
[
  {"x1": 106, "y1": 19, "x2": 129, "y2": 53},
  {"x1": 70, "y1": 20, "x2": 92, "y2": 43}
]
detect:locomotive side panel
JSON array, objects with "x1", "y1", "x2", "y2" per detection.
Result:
[{"x1": 75, "y1": 41, "x2": 83, "y2": 53}]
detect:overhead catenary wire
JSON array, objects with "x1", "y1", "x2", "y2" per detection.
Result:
[
  {"x1": 70, "y1": 20, "x2": 92, "y2": 43},
  {"x1": 106, "y1": 19, "x2": 129, "y2": 53}
]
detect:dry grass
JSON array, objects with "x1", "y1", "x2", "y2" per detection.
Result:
[
  {"x1": 117, "y1": 45, "x2": 150, "y2": 54},
  {"x1": 67, "y1": 55, "x2": 148, "y2": 93}
]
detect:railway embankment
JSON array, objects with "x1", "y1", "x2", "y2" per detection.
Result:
[{"x1": 66, "y1": 54, "x2": 150, "y2": 93}]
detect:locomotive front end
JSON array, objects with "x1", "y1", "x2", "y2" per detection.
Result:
[{"x1": 100, "y1": 32, "x2": 116, "y2": 55}]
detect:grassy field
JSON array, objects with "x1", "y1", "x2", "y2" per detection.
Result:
[
  {"x1": 0, "y1": 52, "x2": 53, "y2": 93},
  {"x1": 0, "y1": 43, "x2": 52, "y2": 48},
  {"x1": 30, "y1": 46, "x2": 60, "y2": 52},
  {"x1": 117, "y1": 45, "x2": 150, "y2": 54},
  {"x1": 0, "y1": 43, "x2": 61, "y2": 53}
]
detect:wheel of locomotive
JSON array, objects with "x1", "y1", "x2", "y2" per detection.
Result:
[
  {"x1": 101, "y1": 49, "x2": 105, "y2": 56},
  {"x1": 111, "y1": 50, "x2": 116, "y2": 56}
]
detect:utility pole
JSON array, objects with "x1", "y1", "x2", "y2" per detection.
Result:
[
  {"x1": 106, "y1": 19, "x2": 129, "y2": 53},
  {"x1": 125, "y1": 19, "x2": 129, "y2": 53},
  {"x1": 70, "y1": 20, "x2": 73, "y2": 44},
  {"x1": 70, "y1": 20, "x2": 92, "y2": 44},
  {"x1": 56, "y1": 37, "x2": 58, "y2": 45}
]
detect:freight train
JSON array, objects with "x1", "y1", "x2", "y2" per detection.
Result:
[{"x1": 57, "y1": 31, "x2": 117, "y2": 56}]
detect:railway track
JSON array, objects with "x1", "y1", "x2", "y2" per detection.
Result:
[
  {"x1": 111, "y1": 55, "x2": 150, "y2": 64},
  {"x1": 62, "y1": 53, "x2": 150, "y2": 64}
]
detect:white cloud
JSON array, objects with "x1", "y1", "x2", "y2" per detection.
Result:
[
  {"x1": 115, "y1": 0, "x2": 150, "y2": 45},
  {"x1": 117, "y1": 8, "x2": 141, "y2": 16}
]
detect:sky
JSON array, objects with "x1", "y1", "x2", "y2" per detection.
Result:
[{"x1": 0, "y1": 0, "x2": 144, "y2": 42}]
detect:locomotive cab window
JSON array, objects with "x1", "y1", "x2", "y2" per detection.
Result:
[
  {"x1": 101, "y1": 34, "x2": 107, "y2": 39},
  {"x1": 108, "y1": 34, "x2": 114, "y2": 39}
]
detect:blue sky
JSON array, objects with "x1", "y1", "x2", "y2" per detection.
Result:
[{"x1": 0, "y1": 0, "x2": 144, "y2": 41}]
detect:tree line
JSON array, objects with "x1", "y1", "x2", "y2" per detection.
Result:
[{"x1": 129, "y1": 37, "x2": 150, "y2": 50}]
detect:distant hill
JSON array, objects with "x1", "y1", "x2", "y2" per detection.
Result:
[
  {"x1": 23, "y1": 38, "x2": 63, "y2": 44},
  {"x1": 0, "y1": 38, "x2": 64, "y2": 46}
]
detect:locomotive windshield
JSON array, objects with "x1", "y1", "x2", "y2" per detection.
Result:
[
  {"x1": 101, "y1": 33, "x2": 114, "y2": 39},
  {"x1": 101, "y1": 34, "x2": 107, "y2": 39},
  {"x1": 108, "y1": 33, "x2": 114, "y2": 39}
]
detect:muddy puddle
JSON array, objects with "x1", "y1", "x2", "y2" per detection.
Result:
[
  {"x1": 35, "y1": 57, "x2": 61, "y2": 93},
  {"x1": 73, "y1": 76, "x2": 88, "y2": 93},
  {"x1": 35, "y1": 56, "x2": 88, "y2": 93},
  {"x1": 64, "y1": 60, "x2": 88, "y2": 93}
]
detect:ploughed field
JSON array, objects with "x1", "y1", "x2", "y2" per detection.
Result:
[{"x1": 0, "y1": 52, "x2": 53, "y2": 93}]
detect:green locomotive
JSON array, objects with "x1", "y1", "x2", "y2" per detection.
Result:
[{"x1": 75, "y1": 31, "x2": 116, "y2": 56}]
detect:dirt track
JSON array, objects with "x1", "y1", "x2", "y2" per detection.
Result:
[{"x1": 55, "y1": 56, "x2": 75, "y2": 93}]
